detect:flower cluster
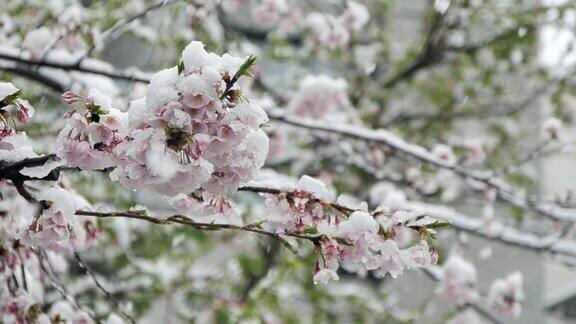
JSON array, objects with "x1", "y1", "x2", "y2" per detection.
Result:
[
  {"x1": 17, "y1": 187, "x2": 97, "y2": 252},
  {"x1": 304, "y1": 1, "x2": 369, "y2": 50},
  {"x1": 57, "y1": 88, "x2": 127, "y2": 170},
  {"x1": 107, "y1": 41, "x2": 269, "y2": 197},
  {"x1": 0, "y1": 82, "x2": 34, "y2": 137},
  {"x1": 262, "y1": 176, "x2": 440, "y2": 284},
  {"x1": 287, "y1": 74, "x2": 349, "y2": 119},
  {"x1": 248, "y1": 0, "x2": 369, "y2": 48},
  {"x1": 169, "y1": 192, "x2": 243, "y2": 226},
  {"x1": 251, "y1": 0, "x2": 290, "y2": 29}
]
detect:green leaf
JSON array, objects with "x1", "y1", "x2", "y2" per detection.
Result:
[
  {"x1": 87, "y1": 103, "x2": 108, "y2": 116},
  {"x1": 280, "y1": 239, "x2": 298, "y2": 254},
  {"x1": 426, "y1": 220, "x2": 452, "y2": 229},
  {"x1": 177, "y1": 59, "x2": 185, "y2": 74},
  {"x1": 334, "y1": 237, "x2": 353, "y2": 246},
  {"x1": 303, "y1": 227, "x2": 318, "y2": 234},
  {"x1": 234, "y1": 54, "x2": 257, "y2": 80},
  {"x1": 1, "y1": 90, "x2": 22, "y2": 106}
]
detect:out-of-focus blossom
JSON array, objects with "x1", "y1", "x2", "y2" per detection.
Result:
[
  {"x1": 488, "y1": 271, "x2": 524, "y2": 318},
  {"x1": 340, "y1": 1, "x2": 370, "y2": 32},
  {"x1": 305, "y1": 13, "x2": 350, "y2": 49},
  {"x1": 542, "y1": 116, "x2": 562, "y2": 141},
  {"x1": 17, "y1": 187, "x2": 93, "y2": 251},
  {"x1": 287, "y1": 74, "x2": 349, "y2": 119},
  {"x1": 437, "y1": 255, "x2": 479, "y2": 305}
]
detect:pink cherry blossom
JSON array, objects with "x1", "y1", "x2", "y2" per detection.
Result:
[
  {"x1": 56, "y1": 88, "x2": 127, "y2": 171},
  {"x1": 111, "y1": 41, "x2": 269, "y2": 196},
  {"x1": 17, "y1": 187, "x2": 91, "y2": 251},
  {"x1": 488, "y1": 271, "x2": 524, "y2": 318},
  {"x1": 287, "y1": 74, "x2": 349, "y2": 119},
  {"x1": 339, "y1": 1, "x2": 370, "y2": 33},
  {"x1": 305, "y1": 13, "x2": 350, "y2": 49},
  {"x1": 437, "y1": 255, "x2": 479, "y2": 305}
]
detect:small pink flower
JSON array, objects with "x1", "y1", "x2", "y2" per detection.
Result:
[
  {"x1": 488, "y1": 272, "x2": 524, "y2": 318},
  {"x1": 437, "y1": 256, "x2": 479, "y2": 305},
  {"x1": 61, "y1": 91, "x2": 84, "y2": 105},
  {"x1": 15, "y1": 100, "x2": 34, "y2": 124}
]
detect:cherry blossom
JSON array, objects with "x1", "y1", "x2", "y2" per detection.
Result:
[
  {"x1": 262, "y1": 175, "x2": 438, "y2": 284},
  {"x1": 251, "y1": 0, "x2": 288, "y2": 29},
  {"x1": 340, "y1": 1, "x2": 370, "y2": 33},
  {"x1": 488, "y1": 271, "x2": 524, "y2": 318},
  {"x1": 437, "y1": 255, "x2": 479, "y2": 305},
  {"x1": 0, "y1": 82, "x2": 35, "y2": 128},
  {"x1": 17, "y1": 187, "x2": 93, "y2": 251},
  {"x1": 56, "y1": 88, "x2": 127, "y2": 171},
  {"x1": 111, "y1": 41, "x2": 269, "y2": 196},
  {"x1": 305, "y1": 13, "x2": 350, "y2": 49},
  {"x1": 287, "y1": 74, "x2": 349, "y2": 119}
]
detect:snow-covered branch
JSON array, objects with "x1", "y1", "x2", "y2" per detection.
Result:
[{"x1": 265, "y1": 109, "x2": 576, "y2": 224}]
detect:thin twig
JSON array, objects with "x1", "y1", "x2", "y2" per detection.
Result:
[{"x1": 74, "y1": 252, "x2": 136, "y2": 324}]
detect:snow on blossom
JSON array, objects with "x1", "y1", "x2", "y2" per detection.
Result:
[
  {"x1": 339, "y1": 1, "x2": 370, "y2": 32},
  {"x1": 338, "y1": 211, "x2": 379, "y2": 242},
  {"x1": 369, "y1": 182, "x2": 407, "y2": 210},
  {"x1": 463, "y1": 139, "x2": 486, "y2": 165},
  {"x1": 296, "y1": 175, "x2": 334, "y2": 201},
  {"x1": 488, "y1": 271, "x2": 524, "y2": 318},
  {"x1": 262, "y1": 175, "x2": 437, "y2": 284},
  {"x1": 372, "y1": 239, "x2": 404, "y2": 278},
  {"x1": 0, "y1": 133, "x2": 37, "y2": 163},
  {"x1": 313, "y1": 267, "x2": 339, "y2": 285},
  {"x1": 0, "y1": 82, "x2": 19, "y2": 102},
  {"x1": 56, "y1": 88, "x2": 128, "y2": 170},
  {"x1": 287, "y1": 74, "x2": 349, "y2": 119},
  {"x1": 17, "y1": 187, "x2": 92, "y2": 251},
  {"x1": 437, "y1": 255, "x2": 479, "y2": 305},
  {"x1": 111, "y1": 41, "x2": 269, "y2": 196},
  {"x1": 400, "y1": 240, "x2": 438, "y2": 269},
  {"x1": 305, "y1": 12, "x2": 350, "y2": 49}
]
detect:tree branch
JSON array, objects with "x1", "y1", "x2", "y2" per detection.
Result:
[
  {"x1": 0, "y1": 49, "x2": 151, "y2": 83},
  {"x1": 265, "y1": 109, "x2": 576, "y2": 224}
]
